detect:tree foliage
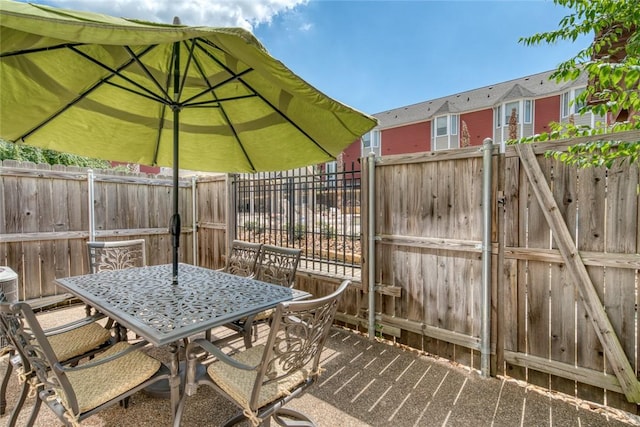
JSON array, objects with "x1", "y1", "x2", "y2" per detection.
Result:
[
  {"x1": 518, "y1": 0, "x2": 640, "y2": 167},
  {"x1": 0, "y1": 139, "x2": 111, "y2": 168}
]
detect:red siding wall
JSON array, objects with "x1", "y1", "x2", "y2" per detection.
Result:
[
  {"x1": 534, "y1": 95, "x2": 560, "y2": 134},
  {"x1": 381, "y1": 122, "x2": 430, "y2": 155},
  {"x1": 341, "y1": 139, "x2": 363, "y2": 172},
  {"x1": 459, "y1": 110, "x2": 493, "y2": 147}
]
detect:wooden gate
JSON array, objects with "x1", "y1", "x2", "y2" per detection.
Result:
[{"x1": 499, "y1": 134, "x2": 640, "y2": 413}]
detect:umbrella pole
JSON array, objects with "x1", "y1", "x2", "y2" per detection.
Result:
[{"x1": 171, "y1": 34, "x2": 181, "y2": 285}]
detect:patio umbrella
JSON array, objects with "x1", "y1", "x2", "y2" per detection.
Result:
[{"x1": 0, "y1": 0, "x2": 377, "y2": 283}]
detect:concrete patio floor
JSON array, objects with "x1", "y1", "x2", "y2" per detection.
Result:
[{"x1": 1, "y1": 305, "x2": 639, "y2": 426}]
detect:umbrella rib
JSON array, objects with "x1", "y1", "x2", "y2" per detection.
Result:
[
  {"x1": 184, "y1": 94, "x2": 256, "y2": 108},
  {"x1": 0, "y1": 43, "x2": 82, "y2": 58},
  {"x1": 123, "y1": 46, "x2": 172, "y2": 102},
  {"x1": 175, "y1": 40, "x2": 198, "y2": 105},
  {"x1": 196, "y1": 39, "x2": 334, "y2": 159},
  {"x1": 187, "y1": 43, "x2": 256, "y2": 171},
  {"x1": 16, "y1": 44, "x2": 171, "y2": 141},
  {"x1": 181, "y1": 69, "x2": 254, "y2": 106},
  {"x1": 68, "y1": 45, "x2": 170, "y2": 104}
]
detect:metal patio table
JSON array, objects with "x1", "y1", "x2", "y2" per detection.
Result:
[{"x1": 54, "y1": 263, "x2": 309, "y2": 423}]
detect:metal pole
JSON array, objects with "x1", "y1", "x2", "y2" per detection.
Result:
[
  {"x1": 192, "y1": 176, "x2": 197, "y2": 266},
  {"x1": 481, "y1": 138, "x2": 493, "y2": 377},
  {"x1": 170, "y1": 24, "x2": 181, "y2": 285},
  {"x1": 367, "y1": 153, "x2": 376, "y2": 339},
  {"x1": 87, "y1": 169, "x2": 95, "y2": 241}
]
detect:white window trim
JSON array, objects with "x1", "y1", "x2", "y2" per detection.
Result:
[
  {"x1": 524, "y1": 100, "x2": 532, "y2": 124},
  {"x1": 435, "y1": 115, "x2": 448, "y2": 137},
  {"x1": 361, "y1": 130, "x2": 381, "y2": 156},
  {"x1": 450, "y1": 114, "x2": 458, "y2": 135},
  {"x1": 561, "y1": 87, "x2": 586, "y2": 117}
]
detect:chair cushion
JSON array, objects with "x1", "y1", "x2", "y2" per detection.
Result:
[
  {"x1": 60, "y1": 341, "x2": 161, "y2": 414},
  {"x1": 252, "y1": 308, "x2": 274, "y2": 322},
  {"x1": 48, "y1": 322, "x2": 112, "y2": 362},
  {"x1": 207, "y1": 344, "x2": 309, "y2": 410}
]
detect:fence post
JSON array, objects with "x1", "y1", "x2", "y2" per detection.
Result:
[
  {"x1": 367, "y1": 153, "x2": 376, "y2": 340},
  {"x1": 226, "y1": 174, "x2": 236, "y2": 257},
  {"x1": 481, "y1": 138, "x2": 493, "y2": 377},
  {"x1": 192, "y1": 176, "x2": 198, "y2": 266},
  {"x1": 87, "y1": 169, "x2": 95, "y2": 241}
]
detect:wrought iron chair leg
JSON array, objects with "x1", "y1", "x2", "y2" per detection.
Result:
[
  {"x1": 0, "y1": 353, "x2": 13, "y2": 415},
  {"x1": 6, "y1": 379, "x2": 31, "y2": 427},
  {"x1": 222, "y1": 411, "x2": 252, "y2": 427},
  {"x1": 243, "y1": 322, "x2": 253, "y2": 349},
  {"x1": 172, "y1": 388, "x2": 189, "y2": 427},
  {"x1": 22, "y1": 385, "x2": 43, "y2": 427},
  {"x1": 119, "y1": 396, "x2": 131, "y2": 408},
  {"x1": 272, "y1": 407, "x2": 315, "y2": 426}
]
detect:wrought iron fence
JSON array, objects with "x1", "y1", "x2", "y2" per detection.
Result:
[{"x1": 233, "y1": 164, "x2": 361, "y2": 277}]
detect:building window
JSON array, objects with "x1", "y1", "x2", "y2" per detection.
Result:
[
  {"x1": 436, "y1": 116, "x2": 448, "y2": 136},
  {"x1": 432, "y1": 114, "x2": 459, "y2": 151},
  {"x1": 495, "y1": 106, "x2": 502, "y2": 127},
  {"x1": 562, "y1": 87, "x2": 586, "y2": 117},
  {"x1": 574, "y1": 87, "x2": 586, "y2": 113},
  {"x1": 450, "y1": 114, "x2": 458, "y2": 135},
  {"x1": 362, "y1": 129, "x2": 381, "y2": 156},
  {"x1": 504, "y1": 101, "x2": 519, "y2": 124},
  {"x1": 524, "y1": 100, "x2": 532, "y2": 123},
  {"x1": 561, "y1": 92, "x2": 570, "y2": 117},
  {"x1": 325, "y1": 161, "x2": 337, "y2": 174}
]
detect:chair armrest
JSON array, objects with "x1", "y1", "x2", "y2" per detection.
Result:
[
  {"x1": 55, "y1": 340, "x2": 151, "y2": 372},
  {"x1": 188, "y1": 338, "x2": 258, "y2": 371},
  {"x1": 43, "y1": 313, "x2": 106, "y2": 336}
]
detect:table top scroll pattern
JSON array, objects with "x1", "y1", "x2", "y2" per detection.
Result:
[{"x1": 59, "y1": 264, "x2": 301, "y2": 343}]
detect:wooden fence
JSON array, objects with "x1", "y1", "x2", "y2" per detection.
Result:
[
  {"x1": 358, "y1": 130, "x2": 640, "y2": 415},
  {"x1": 1, "y1": 130, "x2": 639, "y2": 415},
  {"x1": 0, "y1": 161, "x2": 197, "y2": 301}
]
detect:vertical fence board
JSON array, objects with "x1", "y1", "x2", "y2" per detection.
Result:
[
  {"x1": 52, "y1": 165, "x2": 71, "y2": 283},
  {"x1": 524, "y1": 155, "x2": 552, "y2": 389},
  {"x1": 2, "y1": 162, "x2": 21, "y2": 285},
  {"x1": 20, "y1": 163, "x2": 40, "y2": 300},
  {"x1": 36, "y1": 164, "x2": 57, "y2": 297},
  {"x1": 436, "y1": 160, "x2": 455, "y2": 360},
  {"x1": 549, "y1": 160, "x2": 577, "y2": 396},
  {"x1": 419, "y1": 161, "x2": 439, "y2": 354},
  {"x1": 499, "y1": 157, "x2": 526, "y2": 379},
  {"x1": 603, "y1": 162, "x2": 639, "y2": 413},
  {"x1": 67, "y1": 167, "x2": 87, "y2": 276}
]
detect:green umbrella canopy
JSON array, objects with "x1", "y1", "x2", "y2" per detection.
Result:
[{"x1": 0, "y1": 0, "x2": 377, "y2": 173}]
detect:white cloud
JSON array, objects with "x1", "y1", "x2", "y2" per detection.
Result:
[{"x1": 46, "y1": 0, "x2": 308, "y2": 30}]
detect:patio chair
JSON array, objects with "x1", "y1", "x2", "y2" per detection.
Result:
[
  {"x1": 220, "y1": 240, "x2": 262, "y2": 277},
  {"x1": 220, "y1": 245, "x2": 301, "y2": 348},
  {"x1": 87, "y1": 239, "x2": 146, "y2": 339},
  {"x1": 210, "y1": 241, "x2": 262, "y2": 346},
  {"x1": 254, "y1": 244, "x2": 301, "y2": 288},
  {"x1": 0, "y1": 291, "x2": 115, "y2": 426},
  {"x1": 0, "y1": 301, "x2": 170, "y2": 427},
  {"x1": 175, "y1": 279, "x2": 351, "y2": 427}
]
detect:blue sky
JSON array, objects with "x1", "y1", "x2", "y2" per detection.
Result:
[{"x1": 26, "y1": 0, "x2": 590, "y2": 115}]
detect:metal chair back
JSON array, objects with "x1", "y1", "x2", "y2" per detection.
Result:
[
  {"x1": 225, "y1": 240, "x2": 262, "y2": 277},
  {"x1": 0, "y1": 302, "x2": 74, "y2": 413},
  {"x1": 0, "y1": 301, "x2": 169, "y2": 424},
  {"x1": 248, "y1": 279, "x2": 350, "y2": 409},
  {"x1": 255, "y1": 245, "x2": 301, "y2": 288},
  {"x1": 87, "y1": 239, "x2": 146, "y2": 273}
]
